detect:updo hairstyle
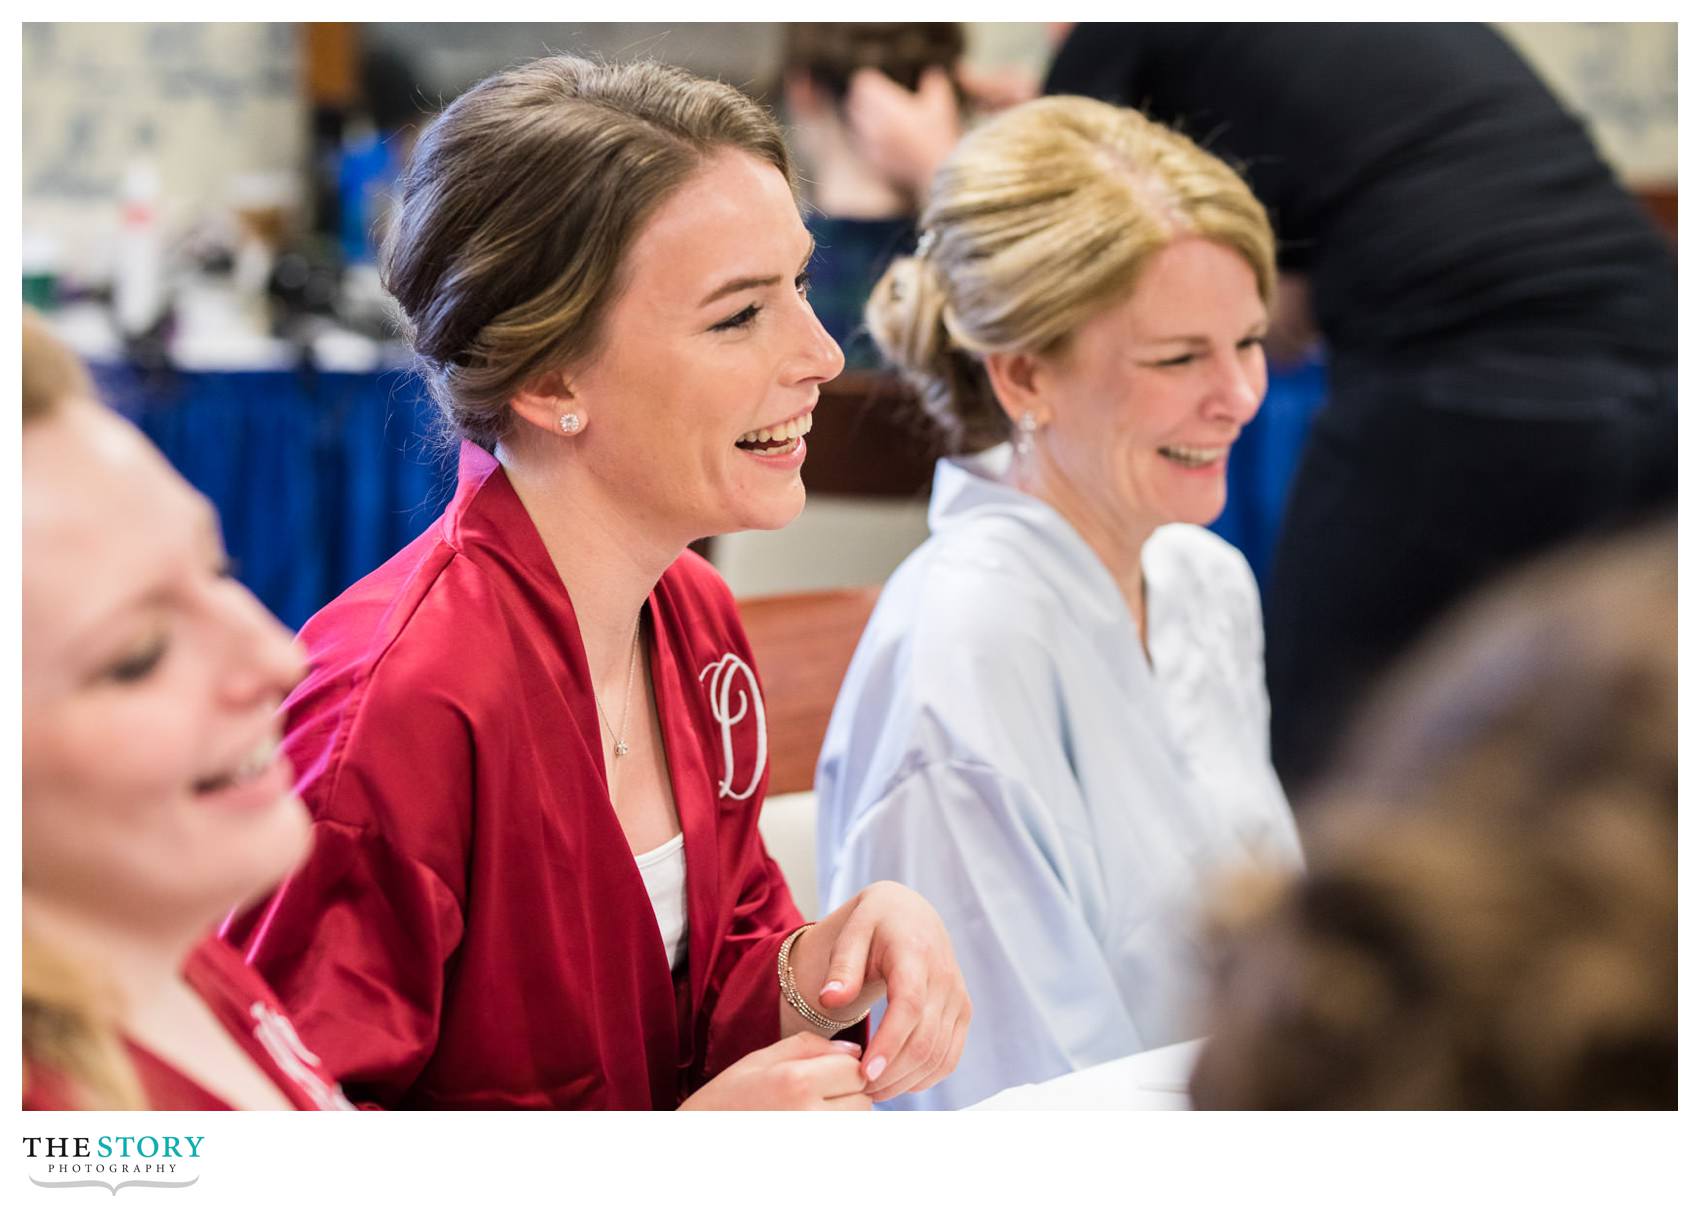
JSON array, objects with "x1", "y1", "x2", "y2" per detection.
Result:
[
  {"x1": 381, "y1": 56, "x2": 792, "y2": 449},
  {"x1": 865, "y1": 96, "x2": 1275, "y2": 454}
]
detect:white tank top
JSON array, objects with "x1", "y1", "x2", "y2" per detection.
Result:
[{"x1": 633, "y1": 832, "x2": 689, "y2": 973}]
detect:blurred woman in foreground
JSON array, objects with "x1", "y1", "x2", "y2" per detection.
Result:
[
  {"x1": 1190, "y1": 524, "x2": 1676, "y2": 1109},
  {"x1": 21, "y1": 311, "x2": 352, "y2": 1109},
  {"x1": 815, "y1": 96, "x2": 1302, "y2": 1109}
]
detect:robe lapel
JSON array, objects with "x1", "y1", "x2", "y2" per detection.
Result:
[
  {"x1": 646, "y1": 592, "x2": 723, "y2": 1028},
  {"x1": 463, "y1": 446, "x2": 687, "y2": 1097}
]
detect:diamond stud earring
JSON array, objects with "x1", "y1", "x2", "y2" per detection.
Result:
[
  {"x1": 1015, "y1": 411, "x2": 1038, "y2": 457},
  {"x1": 559, "y1": 413, "x2": 582, "y2": 435}
]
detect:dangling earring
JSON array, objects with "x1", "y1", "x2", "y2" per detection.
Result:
[
  {"x1": 559, "y1": 413, "x2": 582, "y2": 436},
  {"x1": 1015, "y1": 411, "x2": 1038, "y2": 458}
]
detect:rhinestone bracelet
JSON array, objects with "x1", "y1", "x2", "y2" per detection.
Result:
[{"x1": 777, "y1": 924, "x2": 870, "y2": 1034}]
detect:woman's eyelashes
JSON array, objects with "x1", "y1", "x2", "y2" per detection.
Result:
[
  {"x1": 96, "y1": 559, "x2": 237, "y2": 686},
  {"x1": 709, "y1": 272, "x2": 814, "y2": 333},
  {"x1": 104, "y1": 633, "x2": 169, "y2": 685},
  {"x1": 711, "y1": 303, "x2": 760, "y2": 332},
  {"x1": 1148, "y1": 335, "x2": 1267, "y2": 368}
]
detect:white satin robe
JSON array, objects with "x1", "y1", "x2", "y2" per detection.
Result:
[{"x1": 816, "y1": 446, "x2": 1303, "y2": 1110}]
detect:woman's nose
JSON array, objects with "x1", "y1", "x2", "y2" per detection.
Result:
[
  {"x1": 791, "y1": 294, "x2": 846, "y2": 386},
  {"x1": 1211, "y1": 347, "x2": 1266, "y2": 422}
]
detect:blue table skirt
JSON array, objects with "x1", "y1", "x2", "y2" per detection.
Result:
[
  {"x1": 95, "y1": 363, "x2": 456, "y2": 631},
  {"x1": 1208, "y1": 354, "x2": 1330, "y2": 594},
  {"x1": 92, "y1": 358, "x2": 1326, "y2": 631}
]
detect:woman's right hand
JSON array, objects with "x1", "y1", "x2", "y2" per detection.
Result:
[
  {"x1": 679, "y1": 1033, "x2": 871, "y2": 1111},
  {"x1": 844, "y1": 66, "x2": 961, "y2": 196}
]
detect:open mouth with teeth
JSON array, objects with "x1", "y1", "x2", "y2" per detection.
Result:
[
  {"x1": 1158, "y1": 444, "x2": 1228, "y2": 470},
  {"x1": 735, "y1": 412, "x2": 813, "y2": 457},
  {"x1": 193, "y1": 736, "x2": 281, "y2": 797}
]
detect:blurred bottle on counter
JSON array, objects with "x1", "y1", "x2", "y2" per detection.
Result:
[
  {"x1": 231, "y1": 172, "x2": 299, "y2": 330},
  {"x1": 113, "y1": 123, "x2": 167, "y2": 339}
]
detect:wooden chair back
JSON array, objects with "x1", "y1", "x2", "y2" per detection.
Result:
[{"x1": 739, "y1": 586, "x2": 883, "y2": 796}]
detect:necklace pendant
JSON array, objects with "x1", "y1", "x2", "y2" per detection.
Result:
[{"x1": 614, "y1": 740, "x2": 630, "y2": 758}]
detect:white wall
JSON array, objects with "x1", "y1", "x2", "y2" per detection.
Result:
[
  {"x1": 23, "y1": 22, "x2": 1671, "y2": 288},
  {"x1": 1498, "y1": 22, "x2": 1677, "y2": 184},
  {"x1": 713, "y1": 497, "x2": 933, "y2": 600},
  {"x1": 22, "y1": 23, "x2": 306, "y2": 284}
]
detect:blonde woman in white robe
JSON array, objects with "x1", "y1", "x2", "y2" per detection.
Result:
[{"x1": 815, "y1": 96, "x2": 1302, "y2": 1110}]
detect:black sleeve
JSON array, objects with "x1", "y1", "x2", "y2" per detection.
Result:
[
  {"x1": 1043, "y1": 22, "x2": 1216, "y2": 111},
  {"x1": 1043, "y1": 22, "x2": 1151, "y2": 105}
]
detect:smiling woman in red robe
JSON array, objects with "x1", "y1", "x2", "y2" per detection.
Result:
[{"x1": 222, "y1": 56, "x2": 970, "y2": 1110}]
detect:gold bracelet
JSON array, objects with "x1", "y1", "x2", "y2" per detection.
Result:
[{"x1": 777, "y1": 924, "x2": 870, "y2": 1033}]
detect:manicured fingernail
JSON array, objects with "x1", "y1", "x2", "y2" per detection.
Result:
[
  {"x1": 821, "y1": 980, "x2": 845, "y2": 996},
  {"x1": 831, "y1": 1040, "x2": 862, "y2": 1054},
  {"x1": 865, "y1": 1055, "x2": 887, "y2": 1082}
]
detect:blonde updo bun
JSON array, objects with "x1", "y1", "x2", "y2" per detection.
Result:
[{"x1": 865, "y1": 254, "x2": 1006, "y2": 453}]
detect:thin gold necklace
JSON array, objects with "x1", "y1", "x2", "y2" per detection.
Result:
[{"x1": 596, "y1": 615, "x2": 642, "y2": 760}]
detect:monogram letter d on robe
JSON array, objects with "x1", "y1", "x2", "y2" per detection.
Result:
[{"x1": 698, "y1": 654, "x2": 768, "y2": 800}]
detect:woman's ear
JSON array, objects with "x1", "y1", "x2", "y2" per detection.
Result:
[
  {"x1": 509, "y1": 369, "x2": 586, "y2": 438},
  {"x1": 982, "y1": 350, "x2": 1051, "y2": 430}
]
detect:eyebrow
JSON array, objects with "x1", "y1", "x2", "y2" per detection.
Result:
[
  {"x1": 61, "y1": 581, "x2": 173, "y2": 672},
  {"x1": 696, "y1": 238, "x2": 817, "y2": 309},
  {"x1": 67, "y1": 498, "x2": 222, "y2": 646},
  {"x1": 1140, "y1": 319, "x2": 1270, "y2": 345}
]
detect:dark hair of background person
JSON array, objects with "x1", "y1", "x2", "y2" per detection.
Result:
[
  {"x1": 359, "y1": 44, "x2": 430, "y2": 134},
  {"x1": 21, "y1": 309, "x2": 146, "y2": 1110},
  {"x1": 380, "y1": 55, "x2": 792, "y2": 451},
  {"x1": 780, "y1": 23, "x2": 964, "y2": 105},
  {"x1": 1189, "y1": 522, "x2": 1677, "y2": 1110}
]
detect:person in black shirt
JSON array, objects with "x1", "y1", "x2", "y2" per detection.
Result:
[{"x1": 1046, "y1": 23, "x2": 1676, "y2": 797}]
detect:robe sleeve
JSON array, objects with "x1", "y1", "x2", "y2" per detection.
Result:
[
  {"x1": 693, "y1": 834, "x2": 801, "y2": 1084},
  {"x1": 224, "y1": 660, "x2": 472, "y2": 1109},
  {"x1": 823, "y1": 759, "x2": 1144, "y2": 1110},
  {"x1": 1226, "y1": 550, "x2": 1276, "y2": 762},
  {"x1": 1180, "y1": 524, "x2": 1275, "y2": 757},
  {"x1": 232, "y1": 818, "x2": 465, "y2": 1108}
]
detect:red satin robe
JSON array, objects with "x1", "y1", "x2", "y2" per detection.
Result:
[{"x1": 223, "y1": 443, "x2": 806, "y2": 1109}]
